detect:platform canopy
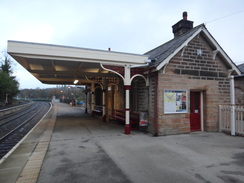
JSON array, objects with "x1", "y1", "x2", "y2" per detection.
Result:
[{"x1": 7, "y1": 40, "x2": 150, "y2": 85}]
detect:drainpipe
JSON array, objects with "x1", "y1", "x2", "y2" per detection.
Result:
[{"x1": 230, "y1": 75, "x2": 235, "y2": 136}]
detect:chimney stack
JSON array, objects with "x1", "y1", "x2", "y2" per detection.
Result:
[{"x1": 172, "y1": 11, "x2": 193, "y2": 38}]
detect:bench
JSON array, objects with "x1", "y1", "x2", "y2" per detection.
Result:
[
  {"x1": 113, "y1": 109, "x2": 139, "y2": 130},
  {"x1": 94, "y1": 105, "x2": 102, "y2": 116}
]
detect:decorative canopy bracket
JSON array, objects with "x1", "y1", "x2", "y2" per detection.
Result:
[{"x1": 213, "y1": 50, "x2": 219, "y2": 60}]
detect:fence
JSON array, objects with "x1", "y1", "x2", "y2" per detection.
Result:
[{"x1": 219, "y1": 105, "x2": 244, "y2": 136}]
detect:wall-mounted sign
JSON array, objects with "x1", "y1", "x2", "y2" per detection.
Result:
[{"x1": 164, "y1": 90, "x2": 187, "y2": 114}]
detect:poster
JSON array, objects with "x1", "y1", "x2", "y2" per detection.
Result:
[{"x1": 164, "y1": 90, "x2": 187, "y2": 114}]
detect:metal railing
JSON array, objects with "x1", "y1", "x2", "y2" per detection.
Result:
[{"x1": 219, "y1": 105, "x2": 244, "y2": 136}]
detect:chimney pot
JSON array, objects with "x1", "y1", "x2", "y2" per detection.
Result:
[{"x1": 183, "y1": 11, "x2": 188, "y2": 20}]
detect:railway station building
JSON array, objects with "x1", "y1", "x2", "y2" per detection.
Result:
[{"x1": 7, "y1": 12, "x2": 241, "y2": 136}]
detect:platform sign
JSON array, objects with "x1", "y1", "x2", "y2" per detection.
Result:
[{"x1": 164, "y1": 90, "x2": 187, "y2": 114}]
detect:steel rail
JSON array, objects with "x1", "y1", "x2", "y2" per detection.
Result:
[
  {"x1": 0, "y1": 103, "x2": 44, "y2": 141},
  {"x1": 0, "y1": 103, "x2": 38, "y2": 126}
]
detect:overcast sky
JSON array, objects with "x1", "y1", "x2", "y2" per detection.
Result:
[{"x1": 0, "y1": 0, "x2": 244, "y2": 89}]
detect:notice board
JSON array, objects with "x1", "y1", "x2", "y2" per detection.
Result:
[{"x1": 164, "y1": 90, "x2": 187, "y2": 114}]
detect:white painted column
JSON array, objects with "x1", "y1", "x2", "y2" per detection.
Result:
[
  {"x1": 124, "y1": 65, "x2": 131, "y2": 134},
  {"x1": 91, "y1": 82, "x2": 95, "y2": 116},
  {"x1": 102, "y1": 79, "x2": 106, "y2": 122},
  {"x1": 230, "y1": 75, "x2": 236, "y2": 136}
]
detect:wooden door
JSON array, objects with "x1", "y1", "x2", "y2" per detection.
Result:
[{"x1": 190, "y1": 92, "x2": 201, "y2": 131}]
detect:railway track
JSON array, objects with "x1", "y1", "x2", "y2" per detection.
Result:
[{"x1": 0, "y1": 102, "x2": 51, "y2": 159}]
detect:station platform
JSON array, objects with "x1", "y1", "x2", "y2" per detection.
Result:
[
  {"x1": 0, "y1": 102, "x2": 244, "y2": 183},
  {"x1": 0, "y1": 102, "x2": 131, "y2": 183}
]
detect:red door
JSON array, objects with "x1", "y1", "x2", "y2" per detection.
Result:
[{"x1": 190, "y1": 92, "x2": 201, "y2": 131}]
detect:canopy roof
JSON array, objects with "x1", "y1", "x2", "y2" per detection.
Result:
[{"x1": 7, "y1": 41, "x2": 150, "y2": 85}]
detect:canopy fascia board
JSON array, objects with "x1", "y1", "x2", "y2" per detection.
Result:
[
  {"x1": 7, "y1": 40, "x2": 149, "y2": 66},
  {"x1": 30, "y1": 70, "x2": 118, "y2": 77},
  {"x1": 41, "y1": 78, "x2": 93, "y2": 82}
]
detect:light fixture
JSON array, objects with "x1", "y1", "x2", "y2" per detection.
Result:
[
  {"x1": 197, "y1": 49, "x2": 202, "y2": 56},
  {"x1": 74, "y1": 80, "x2": 79, "y2": 84}
]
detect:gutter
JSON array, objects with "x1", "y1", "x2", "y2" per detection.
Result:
[{"x1": 129, "y1": 63, "x2": 149, "y2": 68}]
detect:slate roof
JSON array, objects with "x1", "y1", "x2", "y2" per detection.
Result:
[
  {"x1": 144, "y1": 24, "x2": 204, "y2": 69},
  {"x1": 238, "y1": 63, "x2": 244, "y2": 74}
]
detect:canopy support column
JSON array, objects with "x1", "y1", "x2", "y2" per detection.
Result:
[
  {"x1": 230, "y1": 75, "x2": 236, "y2": 136},
  {"x1": 102, "y1": 92, "x2": 106, "y2": 122},
  {"x1": 124, "y1": 65, "x2": 131, "y2": 134},
  {"x1": 101, "y1": 63, "x2": 150, "y2": 135},
  {"x1": 124, "y1": 85, "x2": 131, "y2": 134},
  {"x1": 102, "y1": 78, "x2": 106, "y2": 122},
  {"x1": 91, "y1": 83, "x2": 95, "y2": 116}
]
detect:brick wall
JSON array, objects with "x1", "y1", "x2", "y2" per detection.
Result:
[
  {"x1": 156, "y1": 34, "x2": 231, "y2": 135},
  {"x1": 131, "y1": 77, "x2": 148, "y2": 112}
]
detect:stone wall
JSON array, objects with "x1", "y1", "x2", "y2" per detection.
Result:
[
  {"x1": 131, "y1": 77, "x2": 148, "y2": 112},
  {"x1": 148, "y1": 73, "x2": 157, "y2": 134},
  {"x1": 234, "y1": 76, "x2": 244, "y2": 105}
]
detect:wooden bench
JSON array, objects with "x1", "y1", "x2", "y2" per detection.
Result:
[
  {"x1": 113, "y1": 109, "x2": 139, "y2": 130},
  {"x1": 94, "y1": 105, "x2": 102, "y2": 116}
]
